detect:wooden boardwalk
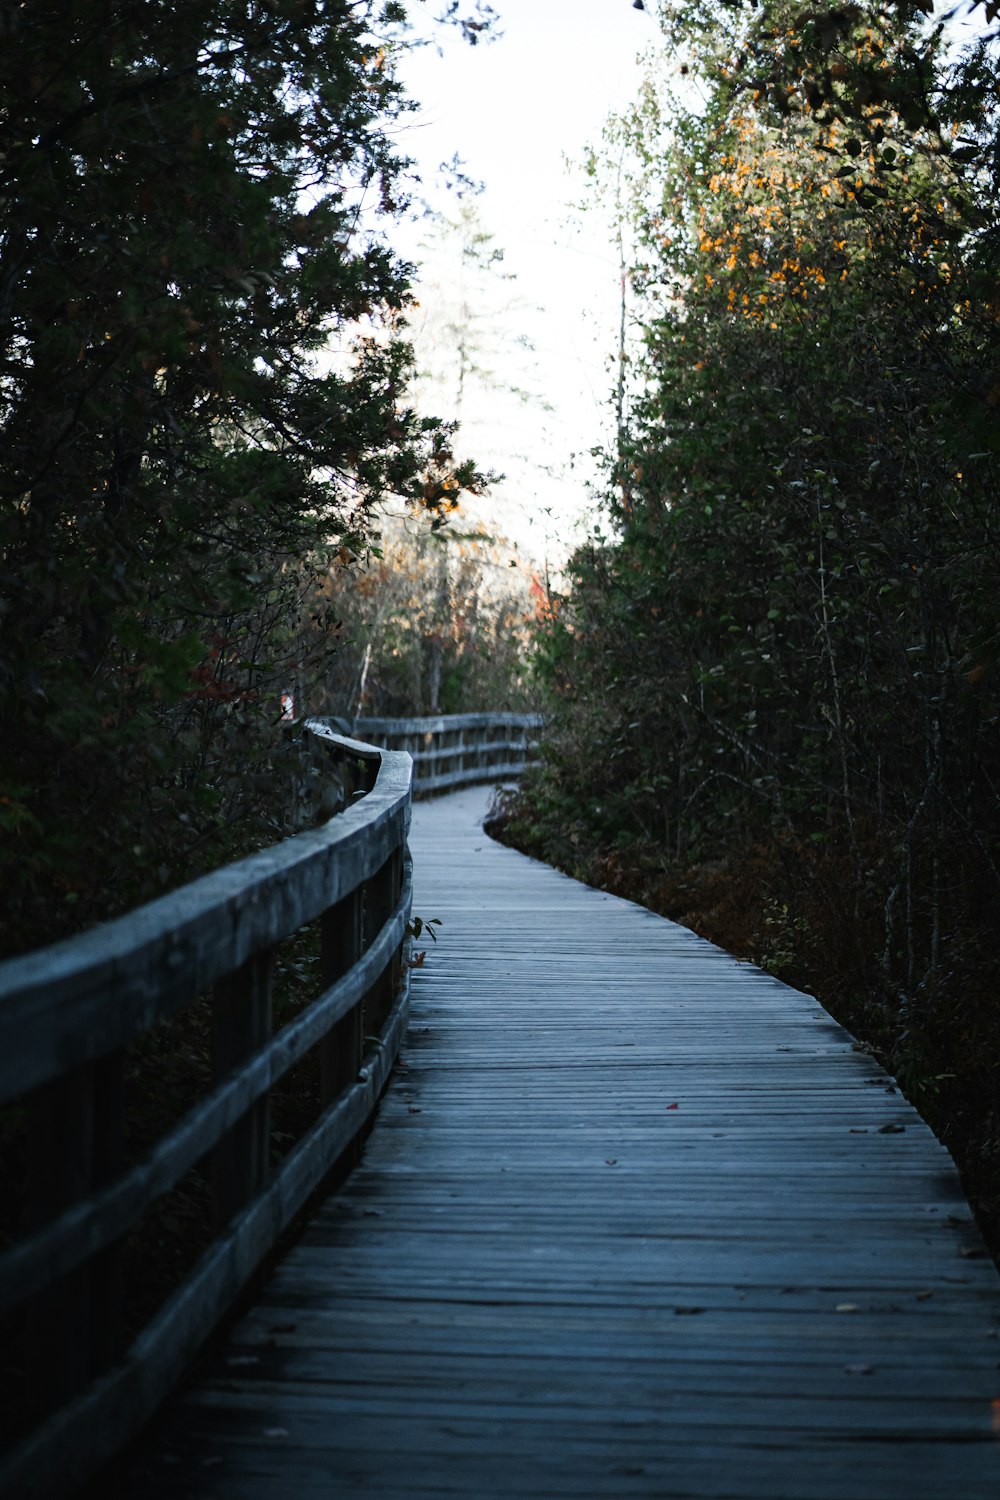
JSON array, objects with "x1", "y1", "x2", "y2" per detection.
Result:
[{"x1": 125, "y1": 786, "x2": 1000, "y2": 1499}]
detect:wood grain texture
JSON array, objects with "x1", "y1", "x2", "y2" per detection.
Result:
[{"x1": 123, "y1": 787, "x2": 1000, "y2": 1500}]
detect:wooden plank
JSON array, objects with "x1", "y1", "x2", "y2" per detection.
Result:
[
  {"x1": 115, "y1": 786, "x2": 1000, "y2": 1499},
  {"x1": 21, "y1": 1062, "x2": 96, "y2": 1422},
  {"x1": 0, "y1": 972, "x2": 413, "y2": 1500},
  {"x1": 0, "y1": 872, "x2": 413, "y2": 1313},
  {"x1": 362, "y1": 849, "x2": 402, "y2": 1041},
  {"x1": 211, "y1": 949, "x2": 274, "y2": 1230},
  {"x1": 319, "y1": 888, "x2": 364, "y2": 1113},
  {"x1": 0, "y1": 730, "x2": 416, "y2": 1499}
]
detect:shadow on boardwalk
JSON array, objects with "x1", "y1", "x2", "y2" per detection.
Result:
[{"x1": 121, "y1": 786, "x2": 1000, "y2": 1499}]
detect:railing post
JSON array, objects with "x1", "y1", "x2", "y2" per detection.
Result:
[
  {"x1": 211, "y1": 948, "x2": 274, "y2": 1231},
  {"x1": 91, "y1": 1049, "x2": 126, "y2": 1370},
  {"x1": 22, "y1": 1065, "x2": 94, "y2": 1423},
  {"x1": 319, "y1": 889, "x2": 364, "y2": 1109},
  {"x1": 363, "y1": 849, "x2": 403, "y2": 1041},
  {"x1": 20, "y1": 1048, "x2": 126, "y2": 1427},
  {"x1": 20, "y1": 1052, "x2": 122, "y2": 1430}
]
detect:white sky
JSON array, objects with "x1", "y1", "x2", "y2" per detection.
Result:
[
  {"x1": 391, "y1": 0, "x2": 654, "y2": 567},
  {"x1": 386, "y1": 2, "x2": 993, "y2": 570}
]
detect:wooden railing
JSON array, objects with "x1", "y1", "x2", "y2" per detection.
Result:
[
  {"x1": 335, "y1": 710, "x2": 542, "y2": 795},
  {"x1": 0, "y1": 712, "x2": 539, "y2": 1497},
  {"x1": 0, "y1": 730, "x2": 413, "y2": 1500}
]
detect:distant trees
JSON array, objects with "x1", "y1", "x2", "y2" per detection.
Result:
[
  {"x1": 308, "y1": 505, "x2": 536, "y2": 720},
  {"x1": 516, "y1": 2, "x2": 1000, "y2": 1074},
  {"x1": 0, "y1": 2, "x2": 487, "y2": 954}
]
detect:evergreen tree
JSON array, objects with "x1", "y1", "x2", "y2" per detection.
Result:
[{"x1": 0, "y1": 1, "x2": 484, "y2": 952}]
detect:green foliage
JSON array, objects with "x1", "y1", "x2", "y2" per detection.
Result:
[
  {"x1": 511, "y1": 0, "x2": 1000, "y2": 1242},
  {"x1": 0, "y1": 2, "x2": 488, "y2": 955},
  {"x1": 528, "y1": 0, "x2": 1000, "y2": 992}
]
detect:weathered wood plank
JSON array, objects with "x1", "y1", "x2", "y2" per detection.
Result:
[
  {"x1": 0, "y1": 731, "x2": 418, "y2": 1500},
  {"x1": 0, "y1": 870, "x2": 413, "y2": 1316},
  {"x1": 212, "y1": 948, "x2": 275, "y2": 1230},
  {"x1": 0, "y1": 971, "x2": 413, "y2": 1500},
  {"x1": 118, "y1": 784, "x2": 1000, "y2": 1499}
]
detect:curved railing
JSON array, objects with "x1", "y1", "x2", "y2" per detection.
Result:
[
  {"x1": 0, "y1": 730, "x2": 413, "y2": 1499},
  {"x1": 0, "y1": 712, "x2": 539, "y2": 1497},
  {"x1": 336, "y1": 710, "x2": 542, "y2": 794}
]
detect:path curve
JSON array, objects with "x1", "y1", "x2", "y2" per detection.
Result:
[{"x1": 127, "y1": 785, "x2": 1000, "y2": 1499}]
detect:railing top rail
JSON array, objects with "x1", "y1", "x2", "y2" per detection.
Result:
[
  {"x1": 352, "y1": 711, "x2": 542, "y2": 736},
  {"x1": 0, "y1": 735, "x2": 412, "y2": 1105}
]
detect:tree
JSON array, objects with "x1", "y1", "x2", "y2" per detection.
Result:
[
  {"x1": 0, "y1": 1, "x2": 486, "y2": 955},
  {"x1": 405, "y1": 196, "x2": 557, "y2": 707},
  {"x1": 522, "y1": 0, "x2": 1000, "y2": 1009},
  {"x1": 308, "y1": 503, "x2": 536, "y2": 719},
  {"x1": 505, "y1": 0, "x2": 1000, "y2": 1247}
]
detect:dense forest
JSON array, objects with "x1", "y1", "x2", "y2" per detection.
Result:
[
  {"x1": 0, "y1": 0, "x2": 517, "y2": 958},
  {"x1": 3, "y1": 1, "x2": 998, "y2": 1246},
  {"x1": 500, "y1": 0, "x2": 1000, "y2": 1250}
]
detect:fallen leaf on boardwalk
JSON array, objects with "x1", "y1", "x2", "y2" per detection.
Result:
[
  {"x1": 960, "y1": 1246, "x2": 986, "y2": 1258},
  {"x1": 407, "y1": 1106, "x2": 422, "y2": 1114},
  {"x1": 849, "y1": 1128, "x2": 868, "y2": 1134},
  {"x1": 835, "y1": 1303, "x2": 860, "y2": 1313},
  {"x1": 226, "y1": 1355, "x2": 259, "y2": 1367},
  {"x1": 605, "y1": 1158, "x2": 618, "y2": 1165},
  {"x1": 843, "y1": 1362, "x2": 875, "y2": 1376},
  {"x1": 878, "y1": 1123, "x2": 906, "y2": 1133},
  {"x1": 262, "y1": 1428, "x2": 289, "y2": 1439},
  {"x1": 916, "y1": 1290, "x2": 934, "y2": 1301},
  {"x1": 266, "y1": 1322, "x2": 296, "y2": 1334},
  {"x1": 674, "y1": 1306, "x2": 705, "y2": 1316},
  {"x1": 666, "y1": 1102, "x2": 679, "y2": 1110}
]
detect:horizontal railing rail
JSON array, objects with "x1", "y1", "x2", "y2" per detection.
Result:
[
  {"x1": 0, "y1": 729, "x2": 413, "y2": 1500},
  {"x1": 316, "y1": 710, "x2": 542, "y2": 795}
]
